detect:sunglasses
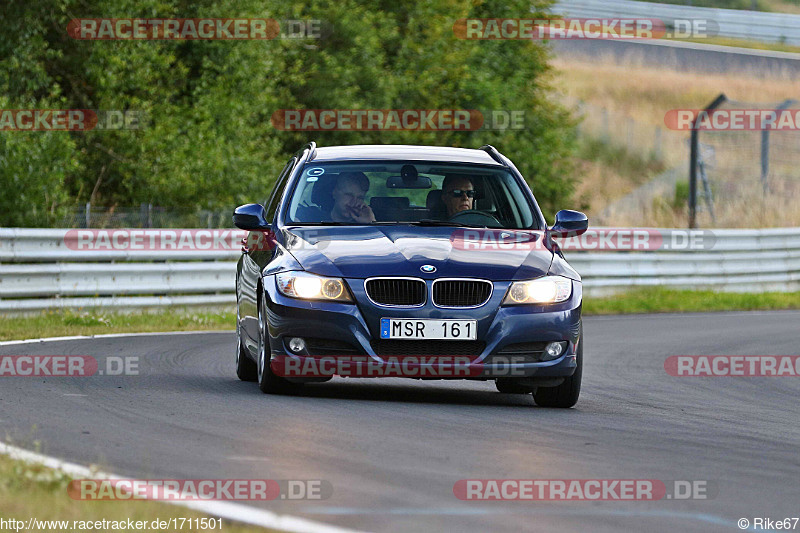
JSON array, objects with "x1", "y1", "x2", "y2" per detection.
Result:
[{"x1": 447, "y1": 189, "x2": 476, "y2": 199}]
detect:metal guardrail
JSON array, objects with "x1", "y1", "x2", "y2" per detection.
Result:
[
  {"x1": 553, "y1": 0, "x2": 800, "y2": 46},
  {"x1": 1, "y1": 228, "x2": 799, "y2": 311}
]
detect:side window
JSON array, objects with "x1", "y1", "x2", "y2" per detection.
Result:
[{"x1": 265, "y1": 158, "x2": 296, "y2": 222}]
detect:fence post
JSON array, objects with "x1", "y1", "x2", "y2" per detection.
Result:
[
  {"x1": 690, "y1": 93, "x2": 727, "y2": 229},
  {"x1": 84, "y1": 202, "x2": 91, "y2": 228},
  {"x1": 761, "y1": 99, "x2": 797, "y2": 195}
]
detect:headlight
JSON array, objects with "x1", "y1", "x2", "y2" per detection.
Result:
[
  {"x1": 502, "y1": 276, "x2": 572, "y2": 305},
  {"x1": 276, "y1": 272, "x2": 353, "y2": 302}
]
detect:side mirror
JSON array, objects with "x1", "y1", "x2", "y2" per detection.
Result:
[
  {"x1": 233, "y1": 204, "x2": 270, "y2": 230},
  {"x1": 549, "y1": 210, "x2": 588, "y2": 238}
]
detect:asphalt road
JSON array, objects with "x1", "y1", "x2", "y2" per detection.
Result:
[
  {"x1": 552, "y1": 39, "x2": 800, "y2": 77},
  {"x1": 2, "y1": 311, "x2": 799, "y2": 532}
]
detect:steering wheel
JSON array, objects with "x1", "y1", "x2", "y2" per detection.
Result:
[{"x1": 449, "y1": 209, "x2": 502, "y2": 228}]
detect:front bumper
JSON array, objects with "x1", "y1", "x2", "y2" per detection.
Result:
[{"x1": 263, "y1": 276, "x2": 582, "y2": 381}]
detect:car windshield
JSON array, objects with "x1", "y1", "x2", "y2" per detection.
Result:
[{"x1": 285, "y1": 161, "x2": 539, "y2": 229}]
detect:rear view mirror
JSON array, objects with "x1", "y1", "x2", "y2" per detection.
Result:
[{"x1": 386, "y1": 175, "x2": 432, "y2": 189}]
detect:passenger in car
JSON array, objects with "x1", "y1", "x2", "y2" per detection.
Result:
[{"x1": 330, "y1": 171, "x2": 376, "y2": 223}]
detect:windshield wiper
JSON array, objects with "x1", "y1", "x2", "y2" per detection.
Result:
[
  {"x1": 290, "y1": 220, "x2": 488, "y2": 228},
  {"x1": 411, "y1": 219, "x2": 486, "y2": 228},
  {"x1": 287, "y1": 222, "x2": 354, "y2": 226}
]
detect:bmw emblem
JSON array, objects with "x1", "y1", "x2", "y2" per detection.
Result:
[{"x1": 420, "y1": 265, "x2": 437, "y2": 273}]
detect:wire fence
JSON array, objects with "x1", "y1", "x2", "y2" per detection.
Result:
[
  {"x1": 694, "y1": 97, "x2": 800, "y2": 228},
  {"x1": 54, "y1": 204, "x2": 232, "y2": 229}
]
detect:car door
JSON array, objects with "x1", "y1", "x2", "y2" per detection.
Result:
[{"x1": 239, "y1": 157, "x2": 297, "y2": 349}]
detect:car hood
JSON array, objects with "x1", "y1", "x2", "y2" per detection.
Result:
[{"x1": 281, "y1": 226, "x2": 553, "y2": 281}]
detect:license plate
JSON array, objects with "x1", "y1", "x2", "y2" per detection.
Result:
[{"x1": 380, "y1": 318, "x2": 477, "y2": 340}]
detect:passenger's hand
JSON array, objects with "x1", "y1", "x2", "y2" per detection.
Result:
[{"x1": 350, "y1": 203, "x2": 375, "y2": 223}]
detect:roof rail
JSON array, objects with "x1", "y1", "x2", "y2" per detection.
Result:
[
  {"x1": 479, "y1": 144, "x2": 505, "y2": 165},
  {"x1": 303, "y1": 141, "x2": 317, "y2": 161}
]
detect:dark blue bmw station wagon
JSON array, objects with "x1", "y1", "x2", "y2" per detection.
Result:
[{"x1": 234, "y1": 143, "x2": 588, "y2": 407}]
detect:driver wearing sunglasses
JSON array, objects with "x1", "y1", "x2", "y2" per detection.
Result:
[{"x1": 441, "y1": 175, "x2": 475, "y2": 217}]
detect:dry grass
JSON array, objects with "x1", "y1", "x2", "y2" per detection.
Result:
[
  {"x1": 553, "y1": 57, "x2": 800, "y2": 125},
  {"x1": 769, "y1": 0, "x2": 800, "y2": 13},
  {"x1": 554, "y1": 57, "x2": 800, "y2": 227},
  {"x1": 571, "y1": 137, "x2": 666, "y2": 214}
]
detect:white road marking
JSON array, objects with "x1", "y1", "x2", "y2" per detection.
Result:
[
  {"x1": 0, "y1": 330, "x2": 232, "y2": 347},
  {"x1": 0, "y1": 441, "x2": 367, "y2": 533}
]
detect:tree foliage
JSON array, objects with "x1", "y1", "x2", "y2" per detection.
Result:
[{"x1": 0, "y1": 0, "x2": 575, "y2": 226}]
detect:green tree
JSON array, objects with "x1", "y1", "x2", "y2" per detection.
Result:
[{"x1": 0, "y1": 0, "x2": 576, "y2": 226}]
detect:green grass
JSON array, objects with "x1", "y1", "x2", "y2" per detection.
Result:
[
  {"x1": 0, "y1": 450, "x2": 276, "y2": 532},
  {"x1": 584, "y1": 287, "x2": 800, "y2": 314},
  {"x1": 576, "y1": 137, "x2": 666, "y2": 185},
  {"x1": 0, "y1": 309, "x2": 235, "y2": 342},
  {"x1": 1, "y1": 291, "x2": 799, "y2": 343}
]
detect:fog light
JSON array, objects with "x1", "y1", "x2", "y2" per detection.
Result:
[
  {"x1": 543, "y1": 341, "x2": 565, "y2": 361},
  {"x1": 288, "y1": 337, "x2": 306, "y2": 354}
]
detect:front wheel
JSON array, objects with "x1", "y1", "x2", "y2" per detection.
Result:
[
  {"x1": 235, "y1": 304, "x2": 257, "y2": 382},
  {"x1": 257, "y1": 294, "x2": 304, "y2": 395},
  {"x1": 533, "y1": 328, "x2": 583, "y2": 408}
]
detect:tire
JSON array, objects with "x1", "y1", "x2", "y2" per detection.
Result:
[
  {"x1": 533, "y1": 328, "x2": 583, "y2": 408},
  {"x1": 495, "y1": 378, "x2": 534, "y2": 394},
  {"x1": 235, "y1": 305, "x2": 257, "y2": 382},
  {"x1": 257, "y1": 294, "x2": 304, "y2": 395}
]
